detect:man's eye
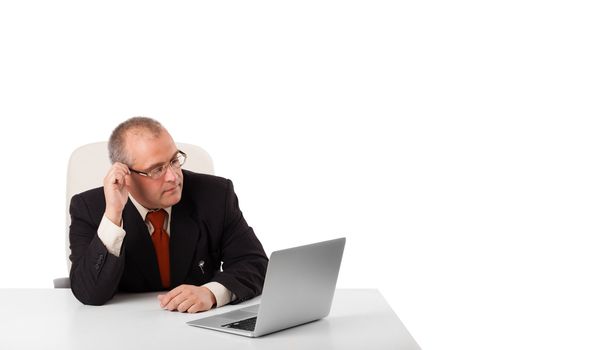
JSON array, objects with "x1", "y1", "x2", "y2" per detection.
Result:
[{"x1": 151, "y1": 165, "x2": 165, "y2": 176}]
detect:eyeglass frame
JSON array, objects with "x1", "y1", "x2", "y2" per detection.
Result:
[{"x1": 128, "y1": 150, "x2": 187, "y2": 179}]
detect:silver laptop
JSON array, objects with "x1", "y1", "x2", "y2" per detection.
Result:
[{"x1": 187, "y1": 237, "x2": 346, "y2": 337}]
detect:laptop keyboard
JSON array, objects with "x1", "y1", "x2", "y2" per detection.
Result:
[{"x1": 222, "y1": 317, "x2": 257, "y2": 331}]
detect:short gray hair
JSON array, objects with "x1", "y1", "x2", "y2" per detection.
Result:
[{"x1": 108, "y1": 116, "x2": 164, "y2": 164}]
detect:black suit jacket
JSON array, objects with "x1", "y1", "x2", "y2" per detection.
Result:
[{"x1": 69, "y1": 170, "x2": 268, "y2": 306}]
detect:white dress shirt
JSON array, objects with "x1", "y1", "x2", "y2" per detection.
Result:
[{"x1": 97, "y1": 194, "x2": 234, "y2": 307}]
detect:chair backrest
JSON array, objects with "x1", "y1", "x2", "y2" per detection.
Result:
[{"x1": 64, "y1": 142, "x2": 214, "y2": 272}]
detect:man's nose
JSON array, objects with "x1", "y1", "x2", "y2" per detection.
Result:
[{"x1": 164, "y1": 164, "x2": 178, "y2": 182}]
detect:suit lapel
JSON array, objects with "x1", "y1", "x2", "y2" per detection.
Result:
[
  {"x1": 169, "y1": 196, "x2": 201, "y2": 287},
  {"x1": 122, "y1": 200, "x2": 163, "y2": 290}
]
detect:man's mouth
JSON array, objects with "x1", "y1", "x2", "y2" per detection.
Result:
[{"x1": 164, "y1": 184, "x2": 180, "y2": 193}]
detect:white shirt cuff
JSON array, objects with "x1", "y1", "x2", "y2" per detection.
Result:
[
  {"x1": 203, "y1": 282, "x2": 235, "y2": 308},
  {"x1": 97, "y1": 215, "x2": 126, "y2": 257}
]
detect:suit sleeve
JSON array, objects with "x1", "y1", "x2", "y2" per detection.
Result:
[
  {"x1": 69, "y1": 193, "x2": 126, "y2": 305},
  {"x1": 211, "y1": 180, "x2": 269, "y2": 304}
]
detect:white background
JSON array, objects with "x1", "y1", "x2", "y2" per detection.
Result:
[{"x1": 1, "y1": 1, "x2": 602, "y2": 349}]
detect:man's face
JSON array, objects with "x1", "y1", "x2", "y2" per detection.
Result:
[{"x1": 125, "y1": 129, "x2": 184, "y2": 209}]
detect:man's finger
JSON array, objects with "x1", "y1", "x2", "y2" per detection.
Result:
[
  {"x1": 187, "y1": 303, "x2": 204, "y2": 313},
  {"x1": 191, "y1": 298, "x2": 213, "y2": 313},
  {"x1": 159, "y1": 287, "x2": 183, "y2": 308},
  {"x1": 177, "y1": 298, "x2": 195, "y2": 313},
  {"x1": 165, "y1": 293, "x2": 188, "y2": 311},
  {"x1": 163, "y1": 287, "x2": 188, "y2": 310}
]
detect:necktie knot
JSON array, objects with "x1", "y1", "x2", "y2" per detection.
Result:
[{"x1": 146, "y1": 209, "x2": 167, "y2": 234}]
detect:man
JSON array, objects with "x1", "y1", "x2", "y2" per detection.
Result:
[{"x1": 69, "y1": 117, "x2": 268, "y2": 313}]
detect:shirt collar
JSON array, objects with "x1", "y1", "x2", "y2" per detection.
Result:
[{"x1": 128, "y1": 194, "x2": 172, "y2": 232}]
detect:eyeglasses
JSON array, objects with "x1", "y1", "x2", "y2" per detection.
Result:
[{"x1": 129, "y1": 150, "x2": 187, "y2": 180}]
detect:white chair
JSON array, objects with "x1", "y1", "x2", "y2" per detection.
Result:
[{"x1": 53, "y1": 142, "x2": 214, "y2": 288}]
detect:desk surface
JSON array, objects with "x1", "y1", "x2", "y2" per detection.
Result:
[{"x1": 0, "y1": 288, "x2": 420, "y2": 350}]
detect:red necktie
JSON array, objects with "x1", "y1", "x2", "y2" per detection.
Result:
[{"x1": 146, "y1": 209, "x2": 171, "y2": 289}]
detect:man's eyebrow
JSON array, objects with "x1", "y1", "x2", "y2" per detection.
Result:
[{"x1": 145, "y1": 151, "x2": 179, "y2": 171}]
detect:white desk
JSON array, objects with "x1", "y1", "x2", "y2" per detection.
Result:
[{"x1": 0, "y1": 289, "x2": 420, "y2": 350}]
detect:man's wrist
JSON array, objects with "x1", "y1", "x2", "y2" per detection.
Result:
[
  {"x1": 200, "y1": 286, "x2": 217, "y2": 308},
  {"x1": 98, "y1": 215, "x2": 126, "y2": 257},
  {"x1": 104, "y1": 209, "x2": 122, "y2": 226},
  {"x1": 203, "y1": 282, "x2": 233, "y2": 308}
]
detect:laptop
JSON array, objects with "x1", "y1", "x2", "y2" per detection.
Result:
[{"x1": 187, "y1": 237, "x2": 346, "y2": 337}]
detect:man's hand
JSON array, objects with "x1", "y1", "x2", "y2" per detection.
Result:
[
  {"x1": 157, "y1": 285, "x2": 217, "y2": 313},
  {"x1": 103, "y1": 162, "x2": 130, "y2": 226}
]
